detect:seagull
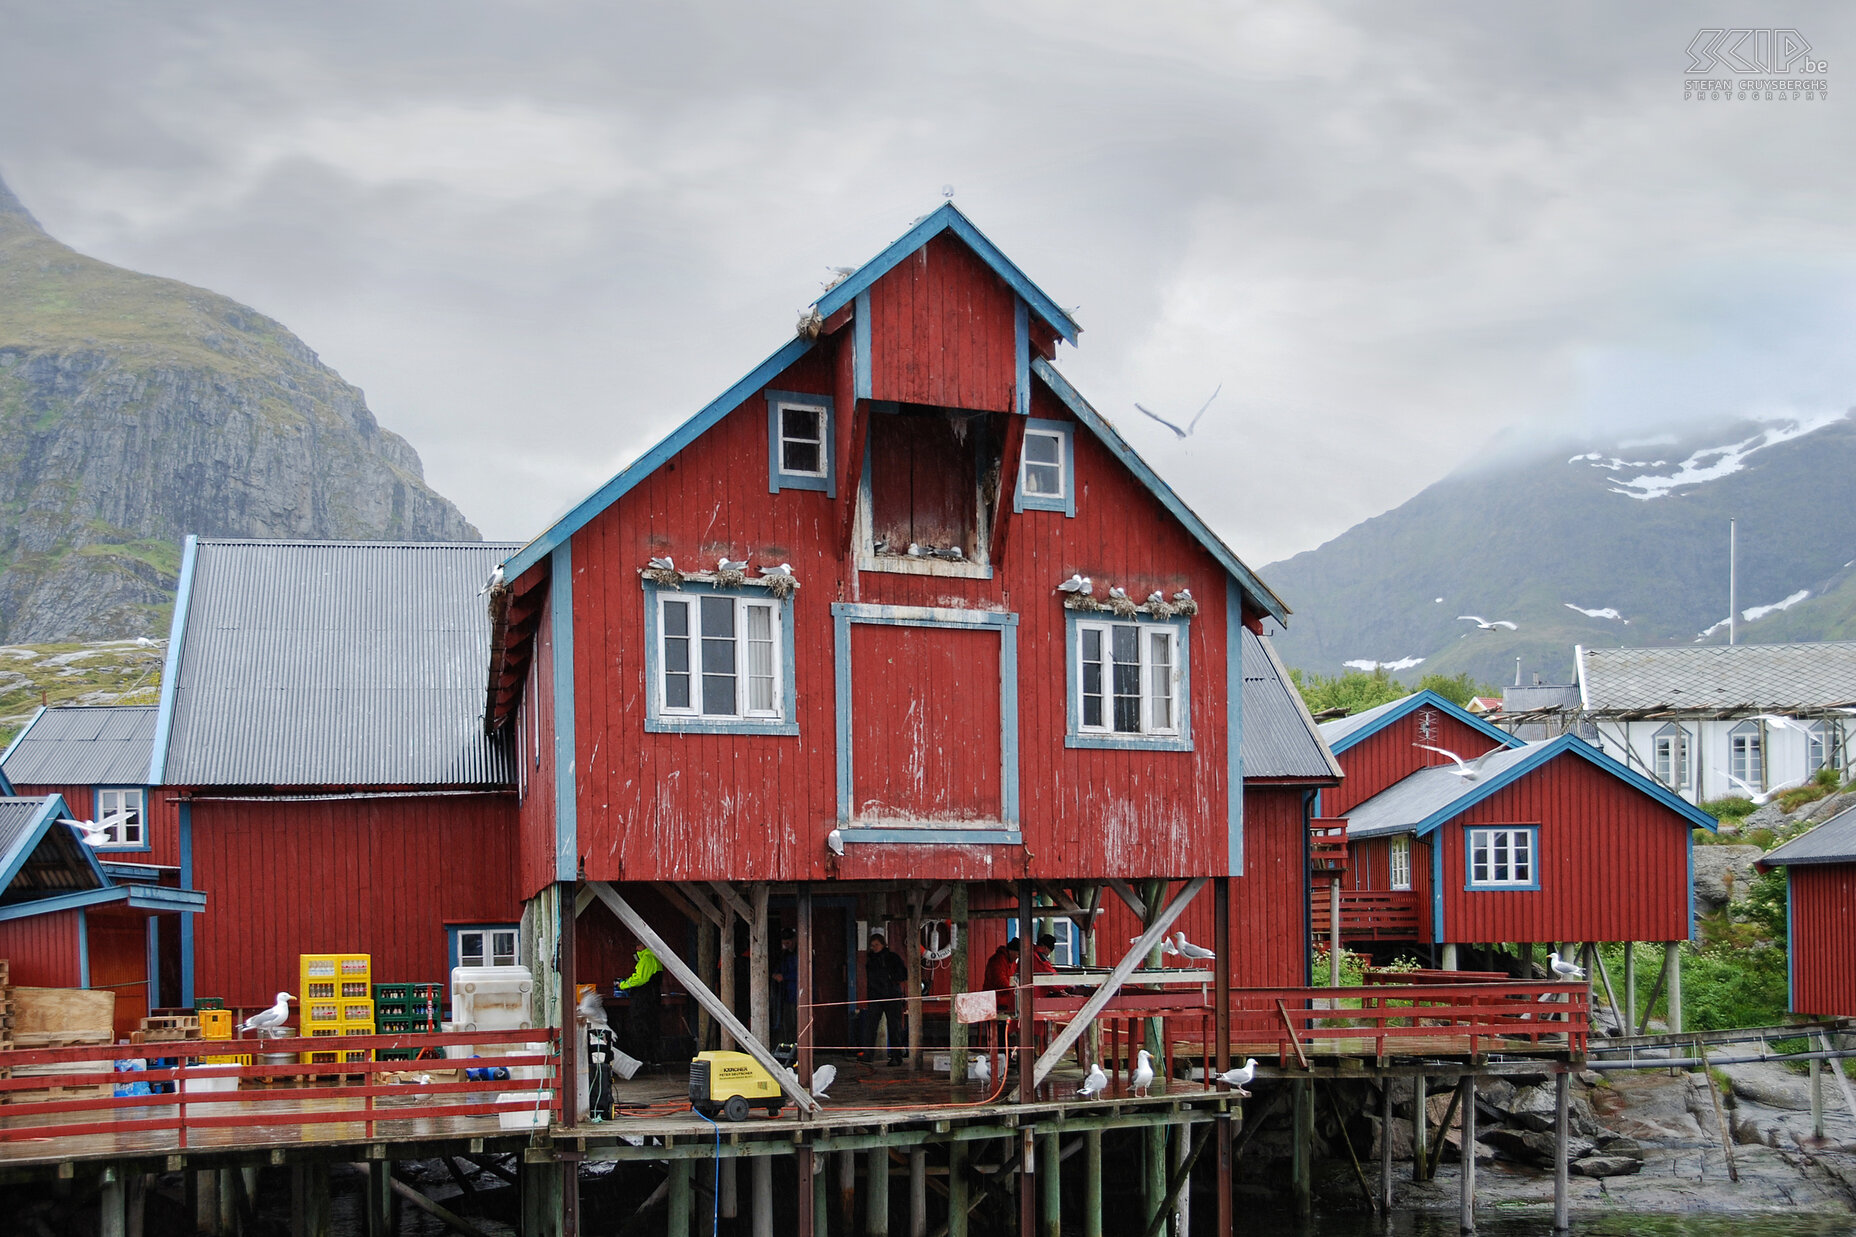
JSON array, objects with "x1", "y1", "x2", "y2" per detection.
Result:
[
  {"x1": 1107, "y1": 586, "x2": 1130, "y2": 602},
  {"x1": 826, "y1": 828, "x2": 845, "y2": 857},
  {"x1": 576, "y1": 988, "x2": 610, "y2": 1028},
  {"x1": 1131, "y1": 1050, "x2": 1155, "y2": 1097},
  {"x1": 934, "y1": 546, "x2": 965, "y2": 561},
  {"x1": 1173, "y1": 589, "x2": 1193, "y2": 603},
  {"x1": 1723, "y1": 773, "x2": 1805, "y2": 806},
  {"x1": 1058, "y1": 574, "x2": 1093, "y2": 595},
  {"x1": 1132, "y1": 935, "x2": 1182, "y2": 957},
  {"x1": 1750, "y1": 714, "x2": 1809, "y2": 733},
  {"x1": 907, "y1": 543, "x2": 930, "y2": 558},
  {"x1": 1173, "y1": 932, "x2": 1216, "y2": 961},
  {"x1": 1134, "y1": 385, "x2": 1221, "y2": 440},
  {"x1": 873, "y1": 539, "x2": 890, "y2": 555},
  {"x1": 241, "y1": 992, "x2": 295, "y2": 1035},
  {"x1": 970, "y1": 1054, "x2": 991, "y2": 1085},
  {"x1": 1457, "y1": 615, "x2": 1518, "y2": 631},
  {"x1": 718, "y1": 558, "x2": 749, "y2": 572},
  {"x1": 1078, "y1": 1063, "x2": 1109, "y2": 1098},
  {"x1": 810, "y1": 1062, "x2": 838, "y2": 1100},
  {"x1": 1547, "y1": 952, "x2": 1586, "y2": 982},
  {"x1": 1145, "y1": 591, "x2": 1168, "y2": 608},
  {"x1": 134, "y1": 636, "x2": 158, "y2": 648},
  {"x1": 478, "y1": 565, "x2": 504, "y2": 596},
  {"x1": 1415, "y1": 743, "x2": 1480, "y2": 780},
  {"x1": 760, "y1": 562, "x2": 794, "y2": 578},
  {"x1": 648, "y1": 556, "x2": 676, "y2": 571},
  {"x1": 59, "y1": 818, "x2": 113, "y2": 846},
  {"x1": 1215, "y1": 1058, "x2": 1258, "y2": 1096}
]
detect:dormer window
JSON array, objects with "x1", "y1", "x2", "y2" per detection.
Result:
[
  {"x1": 1015, "y1": 418, "x2": 1074, "y2": 516},
  {"x1": 767, "y1": 390, "x2": 834, "y2": 494}
]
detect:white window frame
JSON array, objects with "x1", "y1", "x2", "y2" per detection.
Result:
[
  {"x1": 1808, "y1": 722, "x2": 1830, "y2": 774},
  {"x1": 93, "y1": 787, "x2": 146, "y2": 850},
  {"x1": 777, "y1": 401, "x2": 828, "y2": 478},
  {"x1": 1465, "y1": 826, "x2": 1537, "y2": 890},
  {"x1": 452, "y1": 924, "x2": 520, "y2": 970},
  {"x1": 1729, "y1": 721, "x2": 1764, "y2": 788},
  {"x1": 644, "y1": 583, "x2": 798, "y2": 736},
  {"x1": 767, "y1": 390, "x2": 835, "y2": 494},
  {"x1": 1067, "y1": 615, "x2": 1190, "y2": 750},
  {"x1": 1653, "y1": 724, "x2": 1690, "y2": 790},
  {"x1": 1014, "y1": 417, "x2": 1074, "y2": 516},
  {"x1": 1388, "y1": 835, "x2": 1411, "y2": 892}
]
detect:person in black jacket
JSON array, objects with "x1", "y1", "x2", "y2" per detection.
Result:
[{"x1": 858, "y1": 933, "x2": 910, "y2": 1065}]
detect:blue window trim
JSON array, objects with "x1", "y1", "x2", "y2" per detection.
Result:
[
  {"x1": 1225, "y1": 579, "x2": 1244, "y2": 875},
  {"x1": 766, "y1": 389, "x2": 836, "y2": 496},
  {"x1": 89, "y1": 785, "x2": 151, "y2": 853},
  {"x1": 551, "y1": 545, "x2": 578, "y2": 882},
  {"x1": 831, "y1": 603, "x2": 1020, "y2": 837},
  {"x1": 1063, "y1": 609, "x2": 1192, "y2": 752},
  {"x1": 448, "y1": 922, "x2": 522, "y2": 971},
  {"x1": 1462, "y1": 824, "x2": 1541, "y2": 892},
  {"x1": 643, "y1": 580, "x2": 799, "y2": 736},
  {"x1": 1014, "y1": 418, "x2": 1075, "y2": 516}
]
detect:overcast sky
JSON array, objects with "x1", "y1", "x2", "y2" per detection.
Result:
[{"x1": 2, "y1": 3, "x2": 1851, "y2": 565}]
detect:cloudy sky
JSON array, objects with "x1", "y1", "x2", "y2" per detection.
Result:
[{"x1": 2, "y1": 3, "x2": 1851, "y2": 565}]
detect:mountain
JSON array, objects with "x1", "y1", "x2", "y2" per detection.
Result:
[
  {"x1": 0, "y1": 174, "x2": 477, "y2": 641},
  {"x1": 1261, "y1": 411, "x2": 1856, "y2": 686}
]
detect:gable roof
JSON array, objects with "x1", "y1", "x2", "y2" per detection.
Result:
[
  {"x1": 1240, "y1": 628, "x2": 1342, "y2": 780},
  {"x1": 1342, "y1": 733, "x2": 1718, "y2": 840},
  {"x1": 1759, "y1": 802, "x2": 1856, "y2": 867},
  {"x1": 1317, "y1": 690, "x2": 1526, "y2": 756},
  {"x1": 1577, "y1": 641, "x2": 1856, "y2": 715},
  {"x1": 153, "y1": 540, "x2": 520, "y2": 787},
  {"x1": 0, "y1": 795, "x2": 107, "y2": 902},
  {"x1": 2, "y1": 706, "x2": 157, "y2": 787}
]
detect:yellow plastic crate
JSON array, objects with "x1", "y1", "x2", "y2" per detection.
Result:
[
  {"x1": 300, "y1": 954, "x2": 371, "y2": 999},
  {"x1": 201, "y1": 1053, "x2": 252, "y2": 1066},
  {"x1": 301, "y1": 1026, "x2": 372, "y2": 1065},
  {"x1": 303, "y1": 1000, "x2": 345, "y2": 1025},
  {"x1": 199, "y1": 1009, "x2": 234, "y2": 1040}
]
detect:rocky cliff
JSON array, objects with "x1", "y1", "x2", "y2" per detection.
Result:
[{"x1": 0, "y1": 174, "x2": 478, "y2": 640}]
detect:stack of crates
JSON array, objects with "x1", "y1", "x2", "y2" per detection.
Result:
[
  {"x1": 373, "y1": 981, "x2": 444, "y2": 1060},
  {"x1": 198, "y1": 1007, "x2": 251, "y2": 1066},
  {"x1": 299, "y1": 954, "x2": 374, "y2": 1065}
]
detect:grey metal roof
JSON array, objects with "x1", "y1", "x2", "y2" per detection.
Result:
[
  {"x1": 1241, "y1": 630, "x2": 1341, "y2": 780},
  {"x1": 3, "y1": 707, "x2": 157, "y2": 787},
  {"x1": 1343, "y1": 744, "x2": 1543, "y2": 839},
  {"x1": 0, "y1": 796, "x2": 105, "y2": 901},
  {"x1": 160, "y1": 541, "x2": 521, "y2": 787},
  {"x1": 1759, "y1": 803, "x2": 1856, "y2": 866},
  {"x1": 1578, "y1": 642, "x2": 1856, "y2": 715},
  {"x1": 1317, "y1": 693, "x2": 1415, "y2": 748}
]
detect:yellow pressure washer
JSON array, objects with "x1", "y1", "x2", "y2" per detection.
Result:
[{"x1": 689, "y1": 1050, "x2": 785, "y2": 1120}]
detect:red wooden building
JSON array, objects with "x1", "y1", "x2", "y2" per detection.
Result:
[
  {"x1": 1315, "y1": 690, "x2": 1714, "y2": 968},
  {"x1": 1757, "y1": 803, "x2": 1856, "y2": 1017}
]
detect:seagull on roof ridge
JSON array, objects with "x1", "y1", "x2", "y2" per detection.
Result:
[
  {"x1": 1457, "y1": 615, "x2": 1518, "y2": 631},
  {"x1": 1414, "y1": 743, "x2": 1480, "y2": 780},
  {"x1": 1134, "y1": 385, "x2": 1221, "y2": 440}
]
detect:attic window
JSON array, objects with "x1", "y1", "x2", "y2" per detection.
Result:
[
  {"x1": 767, "y1": 390, "x2": 834, "y2": 494},
  {"x1": 856, "y1": 403, "x2": 997, "y2": 576},
  {"x1": 1014, "y1": 418, "x2": 1074, "y2": 517}
]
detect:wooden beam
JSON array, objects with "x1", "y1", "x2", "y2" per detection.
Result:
[
  {"x1": 586, "y1": 881, "x2": 818, "y2": 1113},
  {"x1": 709, "y1": 881, "x2": 754, "y2": 925},
  {"x1": 678, "y1": 882, "x2": 726, "y2": 927},
  {"x1": 1138, "y1": 1124, "x2": 1209, "y2": 1237},
  {"x1": 989, "y1": 414, "x2": 1026, "y2": 565},
  {"x1": 1030, "y1": 877, "x2": 1207, "y2": 1088},
  {"x1": 659, "y1": 882, "x2": 720, "y2": 929},
  {"x1": 573, "y1": 886, "x2": 596, "y2": 918},
  {"x1": 390, "y1": 1177, "x2": 496, "y2": 1237},
  {"x1": 1104, "y1": 879, "x2": 1147, "y2": 922}
]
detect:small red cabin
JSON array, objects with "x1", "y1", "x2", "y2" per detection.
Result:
[{"x1": 1758, "y1": 803, "x2": 1856, "y2": 1017}]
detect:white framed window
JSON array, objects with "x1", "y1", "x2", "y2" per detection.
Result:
[
  {"x1": 93, "y1": 787, "x2": 146, "y2": 849},
  {"x1": 1730, "y1": 721, "x2": 1764, "y2": 788},
  {"x1": 1653, "y1": 723, "x2": 1690, "y2": 790},
  {"x1": 1466, "y1": 826, "x2": 1536, "y2": 890},
  {"x1": 767, "y1": 390, "x2": 834, "y2": 493},
  {"x1": 452, "y1": 924, "x2": 519, "y2": 969},
  {"x1": 1388, "y1": 836, "x2": 1411, "y2": 891},
  {"x1": 1014, "y1": 418, "x2": 1074, "y2": 516},
  {"x1": 1808, "y1": 722, "x2": 1831, "y2": 774},
  {"x1": 645, "y1": 584, "x2": 797, "y2": 736},
  {"x1": 1066, "y1": 614, "x2": 1191, "y2": 750}
]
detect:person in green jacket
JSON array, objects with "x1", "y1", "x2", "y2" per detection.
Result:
[{"x1": 619, "y1": 944, "x2": 663, "y2": 1065}]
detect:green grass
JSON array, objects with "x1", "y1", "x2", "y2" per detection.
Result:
[{"x1": 0, "y1": 639, "x2": 167, "y2": 745}]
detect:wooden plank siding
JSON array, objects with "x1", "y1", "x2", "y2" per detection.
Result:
[
  {"x1": 1325, "y1": 710, "x2": 1504, "y2": 817},
  {"x1": 1788, "y1": 863, "x2": 1856, "y2": 1017},
  {"x1": 516, "y1": 585, "x2": 559, "y2": 900},
  {"x1": 9, "y1": 783, "x2": 183, "y2": 869},
  {"x1": 849, "y1": 624, "x2": 1003, "y2": 823},
  {"x1": 1436, "y1": 754, "x2": 1692, "y2": 945},
  {"x1": 86, "y1": 907, "x2": 151, "y2": 1038},
  {"x1": 0, "y1": 907, "x2": 83, "y2": 987},
  {"x1": 866, "y1": 234, "x2": 1017, "y2": 413},
  {"x1": 188, "y1": 795, "x2": 521, "y2": 1008}
]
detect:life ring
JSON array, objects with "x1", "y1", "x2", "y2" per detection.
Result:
[{"x1": 920, "y1": 919, "x2": 957, "y2": 963}]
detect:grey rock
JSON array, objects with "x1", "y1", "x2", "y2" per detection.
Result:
[
  {"x1": 1508, "y1": 1084, "x2": 1557, "y2": 1131},
  {"x1": 1727, "y1": 1068, "x2": 1813, "y2": 1111},
  {"x1": 1595, "y1": 1134, "x2": 1645, "y2": 1161},
  {"x1": 1572, "y1": 1154, "x2": 1643, "y2": 1178},
  {"x1": 1481, "y1": 1127, "x2": 1595, "y2": 1166},
  {"x1": 1692, "y1": 845, "x2": 1765, "y2": 913}
]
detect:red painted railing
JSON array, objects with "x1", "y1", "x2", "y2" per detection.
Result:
[
  {"x1": 0, "y1": 1028, "x2": 559, "y2": 1147},
  {"x1": 1308, "y1": 889, "x2": 1422, "y2": 940},
  {"x1": 1309, "y1": 819, "x2": 1349, "y2": 873}
]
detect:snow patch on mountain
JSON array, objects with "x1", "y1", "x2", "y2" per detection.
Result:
[
  {"x1": 1598, "y1": 410, "x2": 1847, "y2": 500},
  {"x1": 1344, "y1": 656, "x2": 1426, "y2": 672},
  {"x1": 1744, "y1": 589, "x2": 1810, "y2": 622},
  {"x1": 1564, "y1": 603, "x2": 1626, "y2": 622}
]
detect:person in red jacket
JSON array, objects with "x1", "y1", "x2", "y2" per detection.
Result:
[{"x1": 983, "y1": 938, "x2": 1020, "y2": 994}]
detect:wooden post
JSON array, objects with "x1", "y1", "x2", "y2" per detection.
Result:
[
  {"x1": 697, "y1": 919, "x2": 717, "y2": 1049},
  {"x1": 814, "y1": 1148, "x2": 831, "y2": 1237},
  {"x1": 1624, "y1": 943, "x2": 1637, "y2": 1034},
  {"x1": 721, "y1": 1158, "x2": 738, "y2": 1220},
  {"x1": 720, "y1": 904, "x2": 737, "y2": 1051},
  {"x1": 1812, "y1": 1057, "x2": 1827, "y2": 1141},
  {"x1": 1412, "y1": 1074, "x2": 1428, "y2": 1183},
  {"x1": 1292, "y1": 1079, "x2": 1313, "y2": 1222},
  {"x1": 1214, "y1": 876, "x2": 1233, "y2": 1237},
  {"x1": 1553, "y1": 1070, "x2": 1569, "y2": 1232},
  {"x1": 364, "y1": 1162, "x2": 392, "y2": 1237},
  {"x1": 906, "y1": 891, "x2": 924, "y2": 1071},
  {"x1": 1381, "y1": 1078, "x2": 1395, "y2": 1212},
  {"x1": 1329, "y1": 876, "x2": 1343, "y2": 990},
  {"x1": 799, "y1": 883, "x2": 815, "y2": 1094},
  {"x1": 1459, "y1": 1074, "x2": 1477, "y2": 1233},
  {"x1": 1666, "y1": 942, "x2": 1683, "y2": 1034},
  {"x1": 100, "y1": 1172, "x2": 126, "y2": 1237},
  {"x1": 1021, "y1": 1129, "x2": 1038, "y2": 1237},
  {"x1": 838, "y1": 1149, "x2": 855, "y2": 1234},
  {"x1": 1017, "y1": 882, "x2": 1038, "y2": 1236},
  {"x1": 1518, "y1": 942, "x2": 1533, "y2": 977},
  {"x1": 798, "y1": 1147, "x2": 818, "y2": 1237},
  {"x1": 947, "y1": 1142, "x2": 969, "y2": 1237},
  {"x1": 292, "y1": 1164, "x2": 330, "y2": 1237},
  {"x1": 1084, "y1": 1130, "x2": 1104, "y2": 1237},
  {"x1": 521, "y1": 1160, "x2": 564, "y2": 1237},
  {"x1": 868, "y1": 1146, "x2": 891, "y2": 1237},
  {"x1": 753, "y1": 1155, "x2": 774, "y2": 1237},
  {"x1": 1041, "y1": 1132, "x2": 1061, "y2": 1237},
  {"x1": 750, "y1": 884, "x2": 771, "y2": 1044},
  {"x1": 1441, "y1": 944, "x2": 1458, "y2": 971},
  {"x1": 1173, "y1": 1119, "x2": 1191, "y2": 1236},
  {"x1": 950, "y1": 884, "x2": 970, "y2": 1084},
  {"x1": 909, "y1": 1149, "x2": 927, "y2": 1237},
  {"x1": 668, "y1": 1160, "x2": 692, "y2": 1237}
]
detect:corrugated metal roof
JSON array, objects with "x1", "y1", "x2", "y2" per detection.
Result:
[
  {"x1": 3, "y1": 706, "x2": 157, "y2": 786},
  {"x1": 0, "y1": 798, "x2": 52, "y2": 873},
  {"x1": 161, "y1": 541, "x2": 521, "y2": 787},
  {"x1": 1578, "y1": 642, "x2": 1856, "y2": 713},
  {"x1": 1759, "y1": 803, "x2": 1856, "y2": 866},
  {"x1": 1344, "y1": 745, "x2": 1542, "y2": 839},
  {"x1": 1241, "y1": 630, "x2": 1342, "y2": 780}
]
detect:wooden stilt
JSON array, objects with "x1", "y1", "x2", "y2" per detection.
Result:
[
  {"x1": 799, "y1": 882, "x2": 815, "y2": 1097},
  {"x1": 1381, "y1": 1078, "x2": 1395, "y2": 1212},
  {"x1": 1553, "y1": 1069, "x2": 1570, "y2": 1232},
  {"x1": 750, "y1": 884, "x2": 771, "y2": 1045},
  {"x1": 1459, "y1": 1074, "x2": 1477, "y2": 1233},
  {"x1": 906, "y1": 889, "x2": 924, "y2": 1072},
  {"x1": 198, "y1": 1170, "x2": 219, "y2": 1236},
  {"x1": 1666, "y1": 942, "x2": 1683, "y2": 1034},
  {"x1": 1084, "y1": 1129, "x2": 1104, "y2": 1237},
  {"x1": 798, "y1": 1147, "x2": 818, "y2": 1237},
  {"x1": 364, "y1": 1162, "x2": 392, "y2": 1237},
  {"x1": 1441, "y1": 943, "x2": 1458, "y2": 971},
  {"x1": 100, "y1": 1172, "x2": 126, "y2": 1237},
  {"x1": 292, "y1": 1164, "x2": 330, "y2": 1237},
  {"x1": 1041, "y1": 1132, "x2": 1061, "y2": 1237},
  {"x1": 1812, "y1": 1057, "x2": 1827, "y2": 1141},
  {"x1": 697, "y1": 918, "x2": 718, "y2": 1049},
  {"x1": 839, "y1": 1149, "x2": 856, "y2": 1234},
  {"x1": 720, "y1": 901, "x2": 737, "y2": 1050},
  {"x1": 1625, "y1": 944, "x2": 1637, "y2": 1034},
  {"x1": 1214, "y1": 876, "x2": 1233, "y2": 1237},
  {"x1": 668, "y1": 1160, "x2": 692, "y2": 1237},
  {"x1": 1329, "y1": 876, "x2": 1343, "y2": 990},
  {"x1": 753, "y1": 1154, "x2": 774, "y2": 1237},
  {"x1": 949, "y1": 884, "x2": 970, "y2": 1084},
  {"x1": 910, "y1": 1149, "x2": 927, "y2": 1237},
  {"x1": 1021, "y1": 1129, "x2": 1038, "y2": 1237},
  {"x1": 520, "y1": 1159, "x2": 565, "y2": 1237},
  {"x1": 721, "y1": 1157, "x2": 738, "y2": 1219},
  {"x1": 866, "y1": 1146, "x2": 891, "y2": 1237},
  {"x1": 947, "y1": 1141, "x2": 969, "y2": 1237},
  {"x1": 1173, "y1": 1117, "x2": 1192, "y2": 1235},
  {"x1": 1292, "y1": 1079, "x2": 1313, "y2": 1222},
  {"x1": 1412, "y1": 1073, "x2": 1428, "y2": 1183}
]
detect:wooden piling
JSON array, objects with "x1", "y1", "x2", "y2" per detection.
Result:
[
  {"x1": 907, "y1": 889, "x2": 924, "y2": 1072},
  {"x1": 950, "y1": 884, "x2": 970, "y2": 1083},
  {"x1": 1412, "y1": 1073, "x2": 1428, "y2": 1183},
  {"x1": 1084, "y1": 1129, "x2": 1103, "y2": 1237},
  {"x1": 1292, "y1": 1078, "x2": 1313, "y2": 1222},
  {"x1": 1381, "y1": 1078, "x2": 1395, "y2": 1212},
  {"x1": 291, "y1": 1163, "x2": 330, "y2": 1237},
  {"x1": 948, "y1": 1141, "x2": 969, "y2": 1237},
  {"x1": 1214, "y1": 876, "x2": 1234, "y2": 1237},
  {"x1": 668, "y1": 1159, "x2": 692, "y2": 1237},
  {"x1": 750, "y1": 884, "x2": 771, "y2": 1045},
  {"x1": 1173, "y1": 1117, "x2": 1192, "y2": 1235},
  {"x1": 520, "y1": 1159, "x2": 564, "y2": 1237},
  {"x1": 1812, "y1": 1057, "x2": 1826, "y2": 1141},
  {"x1": 1665, "y1": 942, "x2": 1683, "y2": 1034},
  {"x1": 1624, "y1": 943, "x2": 1637, "y2": 1033},
  {"x1": 100, "y1": 1171, "x2": 126, "y2": 1237},
  {"x1": 868, "y1": 1147, "x2": 891, "y2": 1237},
  {"x1": 697, "y1": 919, "x2": 717, "y2": 1049},
  {"x1": 839, "y1": 1148, "x2": 856, "y2": 1234},
  {"x1": 753, "y1": 1154, "x2": 774, "y2": 1237},
  {"x1": 1553, "y1": 1069, "x2": 1569, "y2": 1232},
  {"x1": 1041, "y1": 1132, "x2": 1061, "y2": 1237},
  {"x1": 910, "y1": 1149, "x2": 927, "y2": 1237},
  {"x1": 364, "y1": 1162, "x2": 392, "y2": 1237},
  {"x1": 721, "y1": 1157, "x2": 738, "y2": 1219},
  {"x1": 1459, "y1": 1074, "x2": 1476, "y2": 1234}
]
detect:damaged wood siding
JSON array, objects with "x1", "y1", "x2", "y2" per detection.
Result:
[
  {"x1": 867, "y1": 233, "x2": 1017, "y2": 412},
  {"x1": 189, "y1": 795, "x2": 521, "y2": 1008},
  {"x1": 517, "y1": 587, "x2": 560, "y2": 901},
  {"x1": 850, "y1": 624, "x2": 1003, "y2": 822},
  {"x1": 0, "y1": 907, "x2": 83, "y2": 987},
  {"x1": 1327, "y1": 712, "x2": 1506, "y2": 816},
  {"x1": 1787, "y1": 863, "x2": 1856, "y2": 1017}
]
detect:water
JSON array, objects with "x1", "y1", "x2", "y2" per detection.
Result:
[{"x1": 1304, "y1": 1210, "x2": 1856, "y2": 1237}]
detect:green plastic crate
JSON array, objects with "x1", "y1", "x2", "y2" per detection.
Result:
[
  {"x1": 193, "y1": 997, "x2": 226, "y2": 1010},
  {"x1": 372, "y1": 983, "x2": 414, "y2": 1003}
]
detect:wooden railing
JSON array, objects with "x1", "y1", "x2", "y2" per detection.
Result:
[
  {"x1": 1308, "y1": 818, "x2": 1349, "y2": 873},
  {"x1": 0, "y1": 1027, "x2": 558, "y2": 1147},
  {"x1": 1363, "y1": 968, "x2": 1511, "y2": 985},
  {"x1": 1308, "y1": 889, "x2": 1421, "y2": 940}
]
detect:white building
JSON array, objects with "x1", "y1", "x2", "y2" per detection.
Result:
[{"x1": 1574, "y1": 642, "x2": 1855, "y2": 805}]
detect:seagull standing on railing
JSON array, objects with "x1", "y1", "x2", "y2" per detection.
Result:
[
  {"x1": 1078, "y1": 1063, "x2": 1109, "y2": 1098},
  {"x1": 241, "y1": 992, "x2": 295, "y2": 1036},
  {"x1": 1548, "y1": 952, "x2": 1586, "y2": 982},
  {"x1": 1131, "y1": 1049, "x2": 1155, "y2": 1098},
  {"x1": 1215, "y1": 1058, "x2": 1258, "y2": 1097},
  {"x1": 1173, "y1": 932, "x2": 1216, "y2": 961}
]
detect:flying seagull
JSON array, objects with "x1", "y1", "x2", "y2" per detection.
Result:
[
  {"x1": 1457, "y1": 615, "x2": 1518, "y2": 631},
  {"x1": 1135, "y1": 384, "x2": 1221, "y2": 440},
  {"x1": 1215, "y1": 1058, "x2": 1258, "y2": 1097},
  {"x1": 1749, "y1": 714, "x2": 1809, "y2": 733},
  {"x1": 1723, "y1": 773, "x2": 1805, "y2": 806},
  {"x1": 1078, "y1": 1063, "x2": 1110, "y2": 1098},
  {"x1": 810, "y1": 1062, "x2": 838, "y2": 1100},
  {"x1": 576, "y1": 988, "x2": 610, "y2": 1028},
  {"x1": 1548, "y1": 952, "x2": 1585, "y2": 982},
  {"x1": 60, "y1": 818, "x2": 114, "y2": 847},
  {"x1": 1131, "y1": 1049, "x2": 1155, "y2": 1098},
  {"x1": 1415, "y1": 743, "x2": 1480, "y2": 780},
  {"x1": 1172, "y1": 932, "x2": 1216, "y2": 961},
  {"x1": 241, "y1": 992, "x2": 296, "y2": 1035}
]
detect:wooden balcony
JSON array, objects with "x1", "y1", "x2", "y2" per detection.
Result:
[
  {"x1": 1309, "y1": 889, "x2": 1422, "y2": 941},
  {"x1": 1308, "y1": 817, "x2": 1348, "y2": 874}
]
